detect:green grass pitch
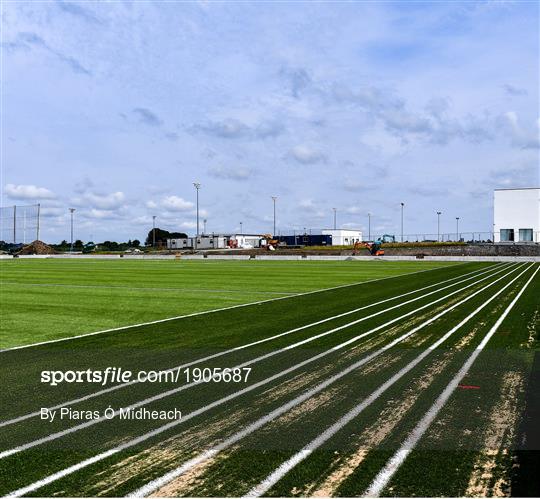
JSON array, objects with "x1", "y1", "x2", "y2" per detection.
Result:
[
  {"x1": 0, "y1": 258, "x2": 456, "y2": 348},
  {"x1": 0, "y1": 259, "x2": 538, "y2": 497}
]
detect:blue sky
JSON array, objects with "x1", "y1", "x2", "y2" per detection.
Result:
[{"x1": 1, "y1": 0, "x2": 539, "y2": 242}]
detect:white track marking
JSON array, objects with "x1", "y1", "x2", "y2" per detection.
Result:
[
  {"x1": 364, "y1": 263, "x2": 540, "y2": 498},
  {"x1": 0, "y1": 264, "x2": 509, "y2": 457},
  {"x1": 0, "y1": 281, "x2": 298, "y2": 295},
  {"x1": 0, "y1": 263, "x2": 466, "y2": 352},
  {"x1": 245, "y1": 263, "x2": 534, "y2": 497},
  {"x1": 0, "y1": 264, "x2": 496, "y2": 428},
  {"x1": 0, "y1": 265, "x2": 505, "y2": 444},
  {"x1": 3, "y1": 264, "x2": 520, "y2": 497},
  {"x1": 131, "y1": 264, "x2": 528, "y2": 497}
]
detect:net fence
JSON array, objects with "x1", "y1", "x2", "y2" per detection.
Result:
[
  {"x1": 275, "y1": 229, "x2": 539, "y2": 244},
  {"x1": 0, "y1": 204, "x2": 41, "y2": 244}
]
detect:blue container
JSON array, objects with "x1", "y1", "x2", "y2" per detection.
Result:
[{"x1": 278, "y1": 234, "x2": 332, "y2": 246}]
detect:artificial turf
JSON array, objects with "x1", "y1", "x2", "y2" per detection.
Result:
[
  {"x1": 0, "y1": 258, "x2": 458, "y2": 348},
  {"x1": 0, "y1": 261, "x2": 537, "y2": 498}
]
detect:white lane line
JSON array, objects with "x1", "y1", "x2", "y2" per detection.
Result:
[
  {"x1": 364, "y1": 263, "x2": 540, "y2": 498},
  {"x1": 131, "y1": 264, "x2": 528, "y2": 498},
  {"x1": 0, "y1": 264, "x2": 509, "y2": 457},
  {"x1": 245, "y1": 263, "x2": 534, "y2": 497},
  {"x1": 3, "y1": 264, "x2": 520, "y2": 497},
  {"x1": 0, "y1": 281, "x2": 298, "y2": 295},
  {"x1": 0, "y1": 264, "x2": 495, "y2": 428},
  {"x1": 0, "y1": 263, "x2": 467, "y2": 352}
]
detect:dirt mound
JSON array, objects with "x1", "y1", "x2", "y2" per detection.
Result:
[{"x1": 17, "y1": 240, "x2": 57, "y2": 255}]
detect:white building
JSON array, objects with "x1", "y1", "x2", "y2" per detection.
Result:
[
  {"x1": 230, "y1": 234, "x2": 263, "y2": 248},
  {"x1": 321, "y1": 229, "x2": 363, "y2": 245},
  {"x1": 167, "y1": 234, "x2": 265, "y2": 250},
  {"x1": 493, "y1": 188, "x2": 540, "y2": 243},
  {"x1": 167, "y1": 235, "x2": 228, "y2": 250}
]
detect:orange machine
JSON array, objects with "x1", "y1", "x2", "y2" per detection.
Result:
[
  {"x1": 261, "y1": 234, "x2": 279, "y2": 250},
  {"x1": 353, "y1": 241, "x2": 385, "y2": 256}
]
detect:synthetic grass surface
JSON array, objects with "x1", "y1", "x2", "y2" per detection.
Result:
[
  {"x1": 0, "y1": 258, "x2": 457, "y2": 348},
  {"x1": 0, "y1": 262, "x2": 538, "y2": 498}
]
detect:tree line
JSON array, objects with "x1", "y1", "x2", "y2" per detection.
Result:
[{"x1": 0, "y1": 228, "x2": 188, "y2": 253}]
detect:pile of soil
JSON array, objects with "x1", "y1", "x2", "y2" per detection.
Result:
[{"x1": 17, "y1": 240, "x2": 57, "y2": 255}]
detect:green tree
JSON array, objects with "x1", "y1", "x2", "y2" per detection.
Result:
[{"x1": 145, "y1": 228, "x2": 187, "y2": 246}]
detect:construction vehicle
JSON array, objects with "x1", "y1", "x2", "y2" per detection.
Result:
[
  {"x1": 378, "y1": 234, "x2": 396, "y2": 243},
  {"x1": 261, "y1": 234, "x2": 279, "y2": 250},
  {"x1": 354, "y1": 240, "x2": 384, "y2": 256},
  {"x1": 353, "y1": 234, "x2": 395, "y2": 256}
]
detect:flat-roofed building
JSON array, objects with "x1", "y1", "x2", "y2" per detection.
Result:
[
  {"x1": 321, "y1": 229, "x2": 363, "y2": 245},
  {"x1": 494, "y1": 188, "x2": 540, "y2": 243}
]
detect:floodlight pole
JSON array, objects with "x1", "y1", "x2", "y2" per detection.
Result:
[
  {"x1": 437, "y1": 211, "x2": 442, "y2": 242},
  {"x1": 456, "y1": 217, "x2": 460, "y2": 241},
  {"x1": 203, "y1": 219, "x2": 207, "y2": 235},
  {"x1": 193, "y1": 182, "x2": 201, "y2": 249},
  {"x1": 240, "y1": 221, "x2": 243, "y2": 235},
  {"x1": 400, "y1": 202, "x2": 404, "y2": 242},
  {"x1": 69, "y1": 208, "x2": 75, "y2": 252},
  {"x1": 152, "y1": 215, "x2": 156, "y2": 248},
  {"x1": 13, "y1": 205, "x2": 16, "y2": 244},
  {"x1": 333, "y1": 207, "x2": 337, "y2": 230},
  {"x1": 36, "y1": 203, "x2": 41, "y2": 241},
  {"x1": 271, "y1": 196, "x2": 277, "y2": 237},
  {"x1": 368, "y1": 212, "x2": 371, "y2": 241}
]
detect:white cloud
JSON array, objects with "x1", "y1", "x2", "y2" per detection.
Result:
[
  {"x1": 298, "y1": 199, "x2": 317, "y2": 210},
  {"x1": 192, "y1": 119, "x2": 284, "y2": 140},
  {"x1": 289, "y1": 145, "x2": 326, "y2": 164},
  {"x1": 4, "y1": 183, "x2": 56, "y2": 200},
  {"x1": 503, "y1": 84, "x2": 527, "y2": 96},
  {"x1": 72, "y1": 190, "x2": 126, "y2": 210},
  {"x1": 132, "y1": 215, "x2": 153, "y2": 224},
  {"x1": 501, "y1": 112, "x2": 540, "y2": 149},
  {"x1": 382, "y1": 109, "x2": 432, "y2": 135},
  {"x1": 86, "y1": 208, "x2": 123, "y2": 219},
  {"x1": 489, "y1": 162, "x2": 538, "y2": 188},
  {"x1": 83, "y1": 191, "x2": 125, "y2": 210},
  {"x1": 343, "y1": 178, "x2": 380, "y2": 192},
  {"x1": 162, "y1": 196, "x2": 195, "y2": 212},
  {"x1": 195, "y1": 119, "x2": 249, "y2": 138},
  {"x1": 341, "y1": 222, "x2": 362, "y2": 229},
  {"x1": 39, "y1": 206, "x2": 65, "y2": 217},
  {"x1": 297, "y1": 199, "x2": 326, "y2": 219},
  {"x1": 4, "y1": 1, "x2": 537, "y2": 242},
  {"x1": 208, "y1": 165, "x2": 252, "y2": 181}
]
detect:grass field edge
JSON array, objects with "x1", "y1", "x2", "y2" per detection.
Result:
[{"x1": 0, "y1": 262, "x2": 470, "y2": 353}]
